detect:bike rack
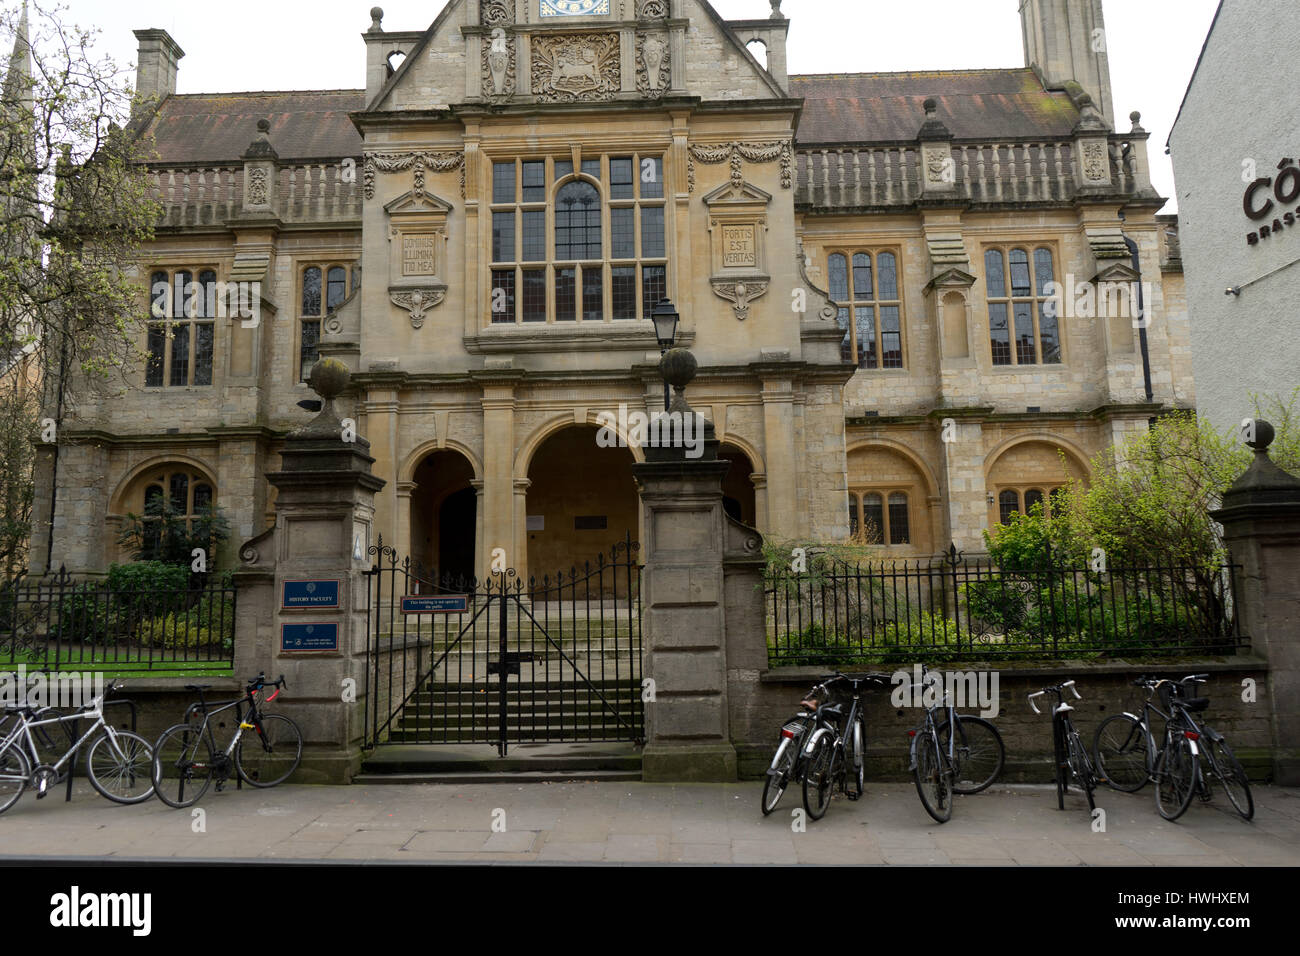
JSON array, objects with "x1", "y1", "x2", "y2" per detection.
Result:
[{"x1": 61, "y1": 697, "x2": 139, "y2": 804}]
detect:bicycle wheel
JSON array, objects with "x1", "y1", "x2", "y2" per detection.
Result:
[
  {"x1": 801, "y1": 734, "x2": 836, "y2": 821},
  {"x1": 86, "y1": 730, "x2": 155, "y2": 804},
  {"x1": 938, "y1": 715, "x2": 1005, "y2": 794},
  {"x1": 1154, "y1": 735, "x2": 1197, "y2": 821},
  {"x1": 1067, "y1": 731, "x2": 1097, "y2": 811},
  {"x1": 913, "y1": 727, "x2": 952, "y2": 823},
  {"x1": 761, "y1": 738, "x2": 797, "y2": 816},
  {"x1": 1093, "y1": 714, "x2": 1150, "y2": 792},
  {"x1": 151, "y1": 723, "x2": 215, "y2": 809},
  {"x1": 1209, "y1": 737, "x2": 1253, "y2": 821},
  {"x1": 0, "y1": 744, "x2": 30, "y2": 816},
  {"x1": 235, "y1": 713, "x2": 303, "y2": 788},
  {"x1": 843, "y1": 716, "x2": 865, "y2": 800}
]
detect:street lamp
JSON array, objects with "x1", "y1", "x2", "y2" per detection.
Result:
[{"x1": 650, "y1": 298, "x2": 680, "y2": 411}]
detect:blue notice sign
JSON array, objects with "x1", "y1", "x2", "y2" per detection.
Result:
[
  {"x1": 281, "y1": 622, "x2": 339, "y2": 652},
  {"x1": 282, "y1": 579, "x2": 341, "y2": 610},
  {"x1": 401, "y1": 595, "x2": 470, "y2": 614}
]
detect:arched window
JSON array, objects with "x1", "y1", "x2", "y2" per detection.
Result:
[
  {"x1": 490, "y1": 156, "x2": 666, "y2": 325},
  {"x1": 1024, "y1": 488, "x2": 1046, "y2": 515},
  {"x1": 861, "y1": 493, "x2": 884, "y2": 545},
  {"x1": 127, "y1": 467, "x2": 217, "y2": 561},
  {"x1": 985, "y1": 245, "x2": 1061, "y2": 366},
  {"x1": 998, "y1": 489, "x2": 1020, "y2": 525}
]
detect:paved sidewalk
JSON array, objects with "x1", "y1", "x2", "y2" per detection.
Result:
[{"x1": 1, "y1": 780, "x2": 1298, "y2": 865}]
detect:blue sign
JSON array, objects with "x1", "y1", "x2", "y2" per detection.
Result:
[
  {"x1": 401, "y1": 595, "x2": 470, "y2": 614},
  {"x1": 281, "y1": 622, "x2": 339, "y2": 652},
  {"x1": 282, "y1": 579, "x2": 341, "y2": 610}
]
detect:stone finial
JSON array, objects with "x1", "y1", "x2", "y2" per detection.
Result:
[
  {"x1": 1219, "y1": 419, "x2": 1300, "y2": 507},
  {"x1": 917, "y1": 96, "x2": 950, "y2": 140},
  {"x1": 1129, "y1": 110, "x2": 1145, "y2": 133},
  {"x1": 369, "y1": 7, "x2": 384, "y2": 32},
  {"x1": 243, "y1": 117, "x2": 278, "y2": 160},
  {"x1": 290, "y1": 358, "x2": 352, "y2": 440},
  {"x1": 770, "y1": 0, "x2": 783, "y2": 19},
  {"x1": 660, "y1": 348, "x2": 697, "y2": 414}
]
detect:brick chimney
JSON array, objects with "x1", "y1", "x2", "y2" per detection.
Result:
[{"x1": 133, "y1": 28, "x2": 184, "y2": 102}]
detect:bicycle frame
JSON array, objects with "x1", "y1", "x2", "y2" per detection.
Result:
[{"x1": 0, "y1": 691, "x2": 129, "y2": 780}]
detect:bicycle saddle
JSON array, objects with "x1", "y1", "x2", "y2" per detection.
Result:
[
  {"x1": 1177, "y1": 697, "x2": 1210, "y2": 712},
  {"x1": 819, "y1": 704, "x2": 845, "y2": 717}
]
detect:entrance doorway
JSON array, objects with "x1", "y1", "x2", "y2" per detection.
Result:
[{"x1": 410, "y1": 450, "x2": 476, "y2": 585}]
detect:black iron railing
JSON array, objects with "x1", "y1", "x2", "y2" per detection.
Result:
[
  {"x1": 363, "y1": 533, "x2": 644, "y2": 753},
  {"x1": 766, "y1": 550, "x2": 1246, "y2": 667},
  {"x1": 0, "y1": 567, "x2": 236, "y2": 672}
]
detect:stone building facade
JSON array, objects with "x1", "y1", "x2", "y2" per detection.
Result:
[{"x1": 29, "y1": 0, "x2": 1192, "y2": 582}]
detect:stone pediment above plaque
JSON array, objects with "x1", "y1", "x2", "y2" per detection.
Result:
[
  {"x1": 386, "y1": 189, "x2": 452, "y2": 328},
  {"x1": 384, "y1": 189, "x2": 454, "y2": 217},
  {"x1": 703, "y1": 182, "x2": 771, "y2": 320},
  {"x1": 700, "y1": 180, "x2": 773, "y2": 209}
]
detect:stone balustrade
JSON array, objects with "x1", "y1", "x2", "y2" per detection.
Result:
[{"x1": 149, "y1": 160, "x2": 363, "y2": 227}]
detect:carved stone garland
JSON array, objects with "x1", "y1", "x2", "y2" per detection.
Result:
[
  {"x1": 531, "y1": 33, "x2": 621, "y2": 102},
  {"x1": 636, "y1": 32, "x2": 670, "y2": 97},
  {"x1": 687, "y1": 141, "x2": 793, "y2": 193},
  {"x1": 389, "y1": 288, "x2": 446, "y2": 330},
  {"x1": 363, "y1": 151, "x2": 466, "y2": 201}
]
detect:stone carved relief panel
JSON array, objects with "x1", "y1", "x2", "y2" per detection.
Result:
[
  {"x1": 481, "y1": 0, "x2": 515, "y2": 25},
  {"x1": 531, "y1": 33, "x2": 620, "y2": 102},
  {"x1": 1082, "y1": 141, "x2": 1109, "y2": 184},
  {"x1": 636, "y1": 32, "x2": 670, "y2": 97},
  {"x1": 482, "y1": 29, "x2": 516, "y2": 99},
  {"x1": 636, "y1": 0, "x2": 668, "y2": 18}
]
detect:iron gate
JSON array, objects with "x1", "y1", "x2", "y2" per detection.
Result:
[{"x1": 362, "y1": 534, "x2": 643, "y2": 754}]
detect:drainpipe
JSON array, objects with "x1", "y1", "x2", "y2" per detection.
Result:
[{"x1": 1120, "y1": 229, "x2": 1156, "y2": 426}]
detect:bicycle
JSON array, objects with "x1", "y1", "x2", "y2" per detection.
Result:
[
  {"x1": 1148, "y1": 677, "x2": 1253, "y2": 822},
  {"x1": 1028, "y1": 680, "x2": 1098, "y2": 812},
  {"x1": 1093, "y1": 673, "x2": 1199, "y2": 793},
  {"x1": 760, "y1": 681, "x2": 824, "y2": 815},
  {"x1": 801, "y1": 672, "x2": 892, "y2": 821},
  {"x1": 151, "y1": 673, "x2": 303, "y2": 808},
  {"x1": 908, "y1": 664, "x2": 1006, "y2": 823},
  {"x1": 0, "y1": 680, "x2": 154, "y2": 815}
]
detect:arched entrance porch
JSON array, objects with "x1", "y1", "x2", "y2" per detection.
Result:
[{"x1": 409, "y1": 449, "x2": 476, "y2": 585}]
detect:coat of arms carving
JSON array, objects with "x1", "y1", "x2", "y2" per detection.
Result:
[{"x1": 531, "y1": 34, "x2": 620, "y2": 101}]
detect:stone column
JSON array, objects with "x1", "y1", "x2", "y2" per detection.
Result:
[
  {"x1": 243, "y1": 360, "x2": 386, "y2": 784},
  {"x1": 632, "y1": 349, "x2": 737, "y2": 781},
  {"x1": 476, "y1": 370, "x2": 521, "y2": 579},
  {"x1": 759, "y1": 374, "x2": 797, "y2": 540},
  {"x1": 1210, "y1": 422, "x2": 1300, "y2": 784}
]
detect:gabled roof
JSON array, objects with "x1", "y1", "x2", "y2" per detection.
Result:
[
  {"x1": 140, "y1": 91, "x2": 365, "y2": 164},
  {"x1": 790, "y1": 69, "x2": 1082, "y2": 144}
]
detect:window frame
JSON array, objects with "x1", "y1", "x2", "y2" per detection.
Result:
[
  {"x1": 132, "y1": 467, "x2": 217, "y2": 555},
  {"x1": 847, "y1": 488, "x2": 913, "y2": 546},
  {"x1": 146, "y1": 268, "x2": 219, "y2": 389},
  {"x1": 983, "y1": 244, "x2": 1063, "y2": 368},
  {"x1": 826, "y1": 248, "x2": 905, "y2": 371},
  {"x1": 487, "y1": 154, "x2": 668, "y2": 326},
  {"x1": 993, "y1": 484, "x2": 1064, "y2": 525},
  {"x1": 297, "y1": 262, "x2": 354, "y2": 382}
]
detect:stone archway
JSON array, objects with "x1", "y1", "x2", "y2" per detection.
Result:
[
  {"x1": 524, "y1": 424, "x2": 638, "y2": 579},
  {"x1": 410, "y1": 449, "x2": 476, "y2": 584},
  {"x1": 720, "y1": 443, "x2": 757, "y2": 526}
]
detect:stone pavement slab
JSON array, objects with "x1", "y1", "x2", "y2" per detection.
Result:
[{"x1": 1, "y1": 780, "x2": 1297, "y2": 866}]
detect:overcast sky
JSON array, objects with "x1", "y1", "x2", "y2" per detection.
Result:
[{"x1": 39, "y1": 0, "x2": 1219, "y2": 212}]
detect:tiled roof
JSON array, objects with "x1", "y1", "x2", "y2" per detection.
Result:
[
  {"x1": 790, "y1": 69, "x2": 1082, "y2": 144},
  {"x1": 141, "y1": 91, "x2": 365, "y2": 164},
  {"x1": 138, "y1": 69, "x2": 1084, "y2": 164}
]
